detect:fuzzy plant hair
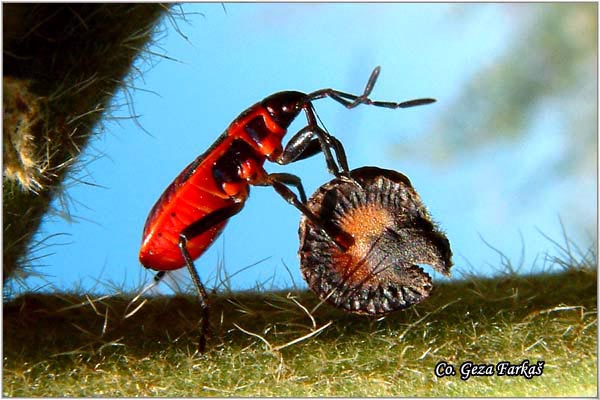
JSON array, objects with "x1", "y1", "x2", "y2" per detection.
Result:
[{"x1": 3, "y1": 4, "x2": 171, "y2": 283}]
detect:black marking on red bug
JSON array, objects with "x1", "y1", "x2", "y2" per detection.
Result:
[
  {"x1": 299, "y1": 166, "x2": 452, "y2": 315},
  {"x1": 245, "y1": 116, "x2": 271, "y2": 145},
  {"x1": 212, "y1": 139, "x2": 262, "y2": 185}
]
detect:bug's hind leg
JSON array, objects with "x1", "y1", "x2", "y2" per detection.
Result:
[{"x1": 178, "y1": 202, "x2": 244, "y2": 352}]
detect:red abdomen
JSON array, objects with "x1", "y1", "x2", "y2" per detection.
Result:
[
  {"x1": 139, "y1": 100, "x2": 289, "y2": 271},
  {"x1": 139, "y1": 136, "x2": 247, "y2": 271}
]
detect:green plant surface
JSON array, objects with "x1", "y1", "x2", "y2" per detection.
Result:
[{"x1": 3, "y1": 265, "x2": 596, "y2": 397}]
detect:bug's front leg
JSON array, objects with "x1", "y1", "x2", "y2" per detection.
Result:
[{"x1": 275, "y1": 124, "x2": 349, "y2": 177}]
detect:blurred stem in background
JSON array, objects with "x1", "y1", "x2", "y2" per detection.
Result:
[{"x1": 3, "y1": 4, "x2": 169, "y2": 283}]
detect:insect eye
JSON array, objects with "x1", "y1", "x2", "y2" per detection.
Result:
[{"x1": 262, "y1": 91, "x2": 304, "y2": 128}]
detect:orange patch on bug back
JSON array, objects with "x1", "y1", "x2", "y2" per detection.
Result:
[{"x1": 332, "y1": 203, "x2": 394, "y2": 284}]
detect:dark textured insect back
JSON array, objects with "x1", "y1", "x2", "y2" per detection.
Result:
[{"x1": 299, "y1": 166, "x2": 453, "y2": 315}]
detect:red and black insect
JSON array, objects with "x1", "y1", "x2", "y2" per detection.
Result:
[{"x1": 138, "y1": 67, "x2": 434, "y2": 350}]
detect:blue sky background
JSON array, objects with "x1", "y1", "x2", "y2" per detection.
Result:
[{"x1": 21, "y1": 3, "x2": 596, "y2": 295}]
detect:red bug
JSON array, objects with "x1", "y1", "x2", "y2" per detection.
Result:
[{"x1": 138, "y1": 67, "x2": 435, "y2": 350}]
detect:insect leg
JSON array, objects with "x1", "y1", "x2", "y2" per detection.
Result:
[
  {"x1": 179, "y1": 202, "x2": 244, "y2": 352},
  {"x1": 262, "y1": 172, "x2": 307, "y2": 203},
  {"x1": 123, "y1": 270, "x2": 168, "y2": 319},
  {"x1": 154, "y1": 270, "x2": 166, "y2": 282},
  {"x1": 254, "y1": 173, "x2": 354, "y2": 250},
  {"x1": 277, "y1": 108, "x2": 349, "y2": 176}
]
